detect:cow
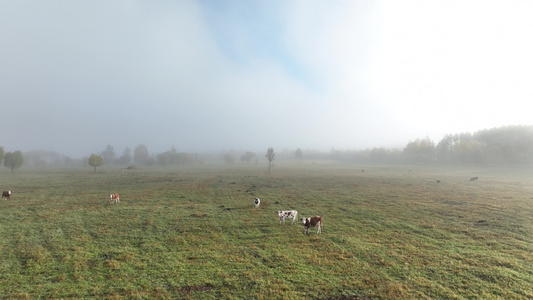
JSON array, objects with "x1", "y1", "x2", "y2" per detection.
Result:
[
  {"x1": 254, "y1": 198, "x2": 260, "y2": 208},
  {"x1": 109, "y1": 193, "x2": 120, "y2": 204},
  {"x1": 2, "y1": 190, "x2": 11, "y2": 200},
  {"x1": 470, "y1": 177, "x2": 479, "y2": 181},
  {"x1": 276, "y1": 210, "x2": 298, "y2": 225},
  {"x1": 301, "y1": 216, "x2": 322, "y2": 234}
]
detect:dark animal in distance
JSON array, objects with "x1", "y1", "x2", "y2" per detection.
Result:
[
  {"x1": 436, "y1": 180, "x2": 441, "y2": 183},
  {"x1": 301, "y1": 216, "x2": 322, "y2": 234},
  {"x1": 470, "y1": 177, "x2": 479, "y2": 181},
  {"x1": 2, "y1": 190, "x2": 11, "y2": 199}
]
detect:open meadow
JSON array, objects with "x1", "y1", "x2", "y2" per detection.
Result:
[{"x1": 0, "y1": 163, "x2": 532, "y2": 299}]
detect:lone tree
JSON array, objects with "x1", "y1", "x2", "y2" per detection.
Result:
[
  {"x1": 240, "y1": 151, "x2": 256, "y2": 164},
  {"x1": 223, "y1": 153, "x2": 236, "y2": 164},
  {"x1": 4, "y1": 151, "x2": 23, "y2": 173},
  {"x1": 133, "y1": 144, "x2": 150, "y2": 165},
  {"x1": 100, "y1": 145, "x2": 116, "y2": 165},
  {"x1": 295, "y1": 148, "x2": 303, "y2": 163},
  {"x1": 0, "y1": 146, "x2": 4, "y2": 165},
  {"x1": 265, "y1": 147, "x2": 275, "y2": 174},
  {"x1": 116, "y1": 147, "x2": 132, "y2": 165},
  {"x1": 88, "y1": 154, "x2": 103, "y2": 173}
]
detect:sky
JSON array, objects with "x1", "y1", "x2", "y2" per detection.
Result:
[{"x1": 1, "y1": 0, "x2": 532, "y2": 158}]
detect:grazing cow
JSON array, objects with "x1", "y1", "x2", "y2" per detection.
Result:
[
  {"x1": 276, "y1": 210, "x2": 298, "y2": 225},
  {"x1": 109, "y1": 193, "x2": 120, "y2": 204},
  {"x1": 2, "y1": 190, "x2": 11, "y2": 200},
  {"x1": 470, "y1": 177, "x2": 479, "y2": 181},
  {"x1": 254, "y1": 198, "x2": 260, "y2": 208},
  {"x1": 301, "y1": 216, "x2": 322, "y2": 234},
  {"x1": 436, "y1": 180, "x2": 441, "y2": 183}
]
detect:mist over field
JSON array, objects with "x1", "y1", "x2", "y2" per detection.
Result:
[
  {"x1": 0, "y1": 124, "x2": 529, "y2": 170},
  {"x1": 2, "y1": 3, "x2": 533, "y2": 297},
  {"x1": 1, "y1": 1, "x2": 533, "y2": 159}
]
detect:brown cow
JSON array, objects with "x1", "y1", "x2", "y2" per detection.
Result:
[
  {"x1": 109, "y1": 193, "x2": 120, "y2": 204},
  {"x1": 2, "y1": 190, "x2": 11, "y2": 200},
  {"x1": 301, "y1": 216, "x2": 322, "y2": 234}
]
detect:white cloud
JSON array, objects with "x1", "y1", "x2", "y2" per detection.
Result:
[{"x1": 1, "y1": 1, "x2": 533, "y2": 156}]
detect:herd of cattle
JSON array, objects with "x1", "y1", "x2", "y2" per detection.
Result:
[
  {"x1": 106, "y1": 194, "x2": 321, "y2": 235},
  {"x1": 255, "y1": 198, "x2": 323, "y2": 234},
  {"x1": 2, "y1": 191, "x2": 321, "y2": 235},
  {"x1": 3, "y1": 174, "x2": 483, "y2": 236}
]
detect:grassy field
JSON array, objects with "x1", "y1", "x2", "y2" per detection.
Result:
[{"x1": 0, "y1": 162, "x2": 532, "y2": 299}]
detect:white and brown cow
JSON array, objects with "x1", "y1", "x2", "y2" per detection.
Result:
[
  {"x1": 2, "y1": 190, "x2": 11, "y2": 200},
  {"x1": 301, "y1": 216, "x2": 322, "y2": 234},
  {"x1": 109, "y1": 193, "x2": 120, "y2": 204},
  {"x1": 276, "y1": 210, "x2": 298, "y2": 225}
]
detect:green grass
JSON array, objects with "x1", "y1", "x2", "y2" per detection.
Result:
[{"x1": 0, "y1": 163, "x2": 532, "y2": 299}]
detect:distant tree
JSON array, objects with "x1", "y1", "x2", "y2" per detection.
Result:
[
  {"x1": 176, "y1": 152, "x2": 194, "y2": 165},
  {"x1": 101, "y1": 145, "x2": 116, "y2": 165},
  {"x1": 265, "y1": 147, "x2": 275, "y2": 174},
  {"x1": 453, "y1": 137, "x2": 485, "y2": 164},
  {"x1": 436, "y1": 134, "x2": 459, "y2": 163},
  {"x1": 116, "y1": 147, "x2": 132, "y2": 165},
  {"x1": 474, "y1": 125, "x2": 533, "y2": 164},
  {"x1": 295, "y1": 148, "x2": 303, "y2": 162},
  {"x1": 133, "y1": 144, "x2": 149, "y2": 165},
  {"x1": 157, "y1": 147, "x2": 195, "y2": 166},
  {"x1": 24, "y1": 150, "x2": 70, "y2": 167},
  {"x1": 368, "y1": 147, "x2": 389, "y2": 163},
  {"x1": 146, "y1": 157, "x2": 157, "y2": 166},
  {"x1": 4, "y1": 151, "x2": 23, "y2": 173},
  {"x1": 157, "y1": 151, "x2": 171, "y2": 165},
  {"x1": 240, "y1": 151, "x2": 256, "y2": 164},
  {"x1": 224, "y1": 153, "x2": 236, "y2": 164},
  {"x1": 0, "y1": 147, "x2": 4, "y2": 165},
  {"x1": 88, "y1": 154, "x2": 103, "y2": 173},
  {"x1": 403, "y1": 137, "x2": 435, "y2": 163}
]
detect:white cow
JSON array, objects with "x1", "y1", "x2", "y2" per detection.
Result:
[{"x1": 276, "y1": 210, "x2": 298, "y2": 225}]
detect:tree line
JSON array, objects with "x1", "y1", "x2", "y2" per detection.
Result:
[
  {"x1": 332, "y1": 125, "x2": 533, "y2": 165},
  {"x1": 5, "y1": 125, "x2": 533, "y2": 172},
  {"x1": 88, "y1": 145, "x2": 197, "y2": 168}
]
